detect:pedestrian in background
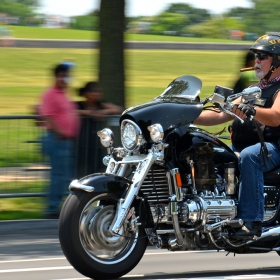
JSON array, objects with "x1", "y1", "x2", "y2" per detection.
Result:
[
  {"x1": 75, "y1": 81, "x2": 123, "y2": 178},
  {"x1": 40, "y1": 63, "x2": 80, "y2": 219}
]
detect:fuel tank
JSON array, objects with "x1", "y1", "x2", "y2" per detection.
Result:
[{"x1": 175, "y1": 125, "x2": 238, "y2": 172}]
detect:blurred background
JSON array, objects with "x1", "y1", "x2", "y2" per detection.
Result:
[{"x1": 0, "y1": 0, "x2": 279, "y2": 220}]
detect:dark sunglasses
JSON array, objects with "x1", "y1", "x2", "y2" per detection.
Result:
[{"x1": 255, "y1": 52, "x2": 271, "y2": 60}]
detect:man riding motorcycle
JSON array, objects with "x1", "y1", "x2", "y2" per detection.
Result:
[{"x1": 194, "y1": 34, "x2": 280, "y2": 238}]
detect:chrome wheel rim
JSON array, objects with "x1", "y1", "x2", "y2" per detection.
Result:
[{"x1": 79, "y1": 194, "x2": 138, "y2": 264}]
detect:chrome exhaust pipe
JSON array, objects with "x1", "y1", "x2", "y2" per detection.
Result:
[
  {"x1": 169, "y1": 195, "x2": 184, "y2": 250},
  {"x1": 246, "y1": 225, "x2": 280, "y2": 247}
]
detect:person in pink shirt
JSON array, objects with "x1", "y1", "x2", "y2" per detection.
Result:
[{"x1": 40, "y1": 63, "x2": 80, "y2": 219}]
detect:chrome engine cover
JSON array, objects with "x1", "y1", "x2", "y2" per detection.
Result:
[
  {"x1": 179, "y1": 196, "x2": 236, "y2": 225},
  {"x1": 151, "y1": 195, "x2": 236, "y2": 225}
]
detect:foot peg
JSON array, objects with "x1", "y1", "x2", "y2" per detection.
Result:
[
  {"x1": 228, "y1": 219, "x2": 244, "y2": 228},
  {"x1": 232, "y1": 221, "x2": 262, "y2": 238}
]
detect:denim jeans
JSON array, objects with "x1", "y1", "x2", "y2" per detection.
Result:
[
  {"x1": 42, "y1": 131, "x2": 74, "y2": 214},
  {"x1": 238, "y1": 142, "x2": 280, "y2": 222}
]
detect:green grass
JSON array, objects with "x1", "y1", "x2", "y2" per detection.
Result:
[
  {"x1": 0, "y1": 180, "x2": 46, "y2": 193},
  {"x1": 6, "y1": 25, "x2": 253, "y2": 44},
  {"x1": 0, "y1": 198, "x2": 45, "y2": 220},
  {"x1": 0, "y1": 119, "x2": 43, "y2": 167},
  {"x1": 0, "y1": 48, "x2": 244, "y2": 115},
  {"x1": 0, "y1": 181, "x2": 47, "y2": 220}
]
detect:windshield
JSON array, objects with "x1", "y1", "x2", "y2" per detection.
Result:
[{"x1": 154, "y1": 75, "x2": 202, "y2": 101}]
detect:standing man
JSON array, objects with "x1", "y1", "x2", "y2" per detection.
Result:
[
  {"x1": 40, "y1": 63, "x2": 80, "y2": 218},
  {"x1": 194, "y1": 34, "x2": 280, "y2": 237}
]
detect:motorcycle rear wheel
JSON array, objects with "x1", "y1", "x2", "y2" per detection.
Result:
[{"x1": 59, "y1": 190, "x2": 148, "y2": 279}]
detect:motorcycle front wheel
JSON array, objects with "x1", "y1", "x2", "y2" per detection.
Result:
[{"x1": 59, "y1": 190, "x2": 148, "y2": 279}]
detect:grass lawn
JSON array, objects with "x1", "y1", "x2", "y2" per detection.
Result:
[
  {"x1": 0, "y1": 197, "x2": 45, "y2": 219},
  {"x1": 6, "y1": 25, "x2": 254, "y2": 44},
  {"x1": 0, "y1": 48, "x2": 244, "y2": 115},
  {"x1": 0, "y1": 43, "x2": 245, "y2": 219},
  {"x1": 0, "y1": 181, "x2": 47, "y2": 219}
]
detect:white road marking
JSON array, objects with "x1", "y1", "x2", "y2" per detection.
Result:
[
  {"x1": 0, "y1": 250, "x2": 216, "y2": 264},
  {"x1": 0, "y1": 239, "x2": 59, "y2": 246},
  {"x1": 0, "y1": 266, "x2": 72, "y2": 273},
  {"x1": 144, "y1": 250, "x2": 217, "y2": 255},
  {"x1": 225, "y1": 275, "x2": 280, "y2": 279},
  {"x1": 0, "y1": 257, "x2": 65, "y2": 263}
]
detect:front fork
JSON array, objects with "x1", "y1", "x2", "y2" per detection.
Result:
[{"x1": 109, "y1": 153, "x2": 155, "y2": 235}]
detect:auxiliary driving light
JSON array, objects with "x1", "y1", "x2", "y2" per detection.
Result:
[
  {"x1": 97, "y1": 128, "x2": 114, "y2": 147},
  {"x1": 147, "y1": 124, "x2": 164, "y2": 143}
]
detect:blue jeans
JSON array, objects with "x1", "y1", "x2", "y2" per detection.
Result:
[
  {"x1": 238, "y1": 142, "x2": 280, "y2": 222},
  {"x1": 42, "y1": 131, "x2": 74, "y2": 214}
]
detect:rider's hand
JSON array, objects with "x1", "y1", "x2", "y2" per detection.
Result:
[{"x1": 237, "y1": 103, "x2": 256, "y2": 118}]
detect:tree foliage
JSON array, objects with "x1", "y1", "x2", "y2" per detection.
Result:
[
  {"x1": 149, "y1": 3, "x2": 211, "y2": 35},
  {"x1": 151, "y1": 12, "x2": 188, "y2": 35},
  {"x1": 0, "y1": 0, "x2": 39, "y2": 24},
  {"x1": 185, "y1": 16, "x2": 245, "y2": 39},
  {"x1": 70, "y1": 15, "x2": 99, "y2": 31},
  {"x1": 167, "y1": 3, "x2": 211, "y2": 25},
  {"x1": 245, "y1": 0, "x2": 280, "y2": 35}
]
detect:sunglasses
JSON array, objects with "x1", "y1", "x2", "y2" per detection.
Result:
[{"x1": 255, "y1": 52, "x2": 271, "y2": 61}]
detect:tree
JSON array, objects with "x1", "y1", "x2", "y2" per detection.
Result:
[
  {"x1": 99, "y1": 0, "x2": 125, "y2": 108},
  {"x1": 149, "y1": 3, "x2": 211, "y2": 36},
  {"x1": 245, "y1": 0, "x2": 280, "y2": 35},
  {"x1": 0, "y1": 0, "x2": 40, "y2": 24},
  {"x1": 70, "y1": 15, "x2": 99, "y2": 30},
  {"x1": 151, "y1": 11, "x2": 188, "y2": 35},
  {"x1": 225, "y1": 7, "x2": 251, "y2": 19},
  {"x1": 184, "y1": 16, "x2": 245, "y2": 39},
  {"x1": 167, "y1": 3, "x2": 211, "y2": 25}
]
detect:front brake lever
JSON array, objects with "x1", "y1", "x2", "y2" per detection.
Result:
[
  {"x1": 208, "y1": 93, "x2": 247, "y2": 123},
  {"x1": 217, "y1": 105, "x2": 244, "y2": 124}
]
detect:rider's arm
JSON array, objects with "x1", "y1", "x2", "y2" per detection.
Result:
[
  {"x1": 193, "y1": 110, "x2": 233, "y2": 126},
  {"x1": 194, "y1": 97, "x2": 241, "y2": 126}
]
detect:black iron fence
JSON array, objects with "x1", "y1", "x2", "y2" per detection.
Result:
[{"x1": 0, "y1": 115, "x2": 121, "y2": 198}]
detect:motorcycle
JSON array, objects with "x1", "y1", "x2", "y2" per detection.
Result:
[{"x1": 59, "y1": 75, "x2": 280, "y2": 279}]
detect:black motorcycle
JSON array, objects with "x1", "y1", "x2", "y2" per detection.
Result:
[{"x1": 59, "y1": 75, "x2": 280, "y2": 279}]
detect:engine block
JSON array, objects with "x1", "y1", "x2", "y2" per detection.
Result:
[
  {"x1": 150, "y1": 194, "x2": 236, "y2": 226},
  {"x1": 179, "y1": 195, "x2": 236, "y2": 225}
]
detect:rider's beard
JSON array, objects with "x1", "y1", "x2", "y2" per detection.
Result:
[{"x1": 254, "y1": 63, "x2": 265, "y2": 80}]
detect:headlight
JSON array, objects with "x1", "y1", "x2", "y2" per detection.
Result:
[
  {"x1": 121, "y1": 120, "x2": 144, "y2": 151},
  {"x1": 97, "y1": 128, "x2": 114, "y2": 147},
  {"x1": 148, "y1": 124, "x2": 164, "y2": 143}
]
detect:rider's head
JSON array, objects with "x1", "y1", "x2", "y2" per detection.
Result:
[{"x1": 250, "y1": 34, "x2": 280, "y2": 81}]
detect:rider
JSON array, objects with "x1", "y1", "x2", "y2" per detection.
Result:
[{"x1": 194, "y1": 34, "x2": 280, "y2": 237}]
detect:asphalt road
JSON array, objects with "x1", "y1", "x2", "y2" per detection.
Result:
[{"x1": 1, "y1": 220, "x2": 280, "y2": 279}]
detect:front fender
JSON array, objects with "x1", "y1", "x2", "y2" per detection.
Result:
[
  {"x1": 70, "y1": 173, "x2": 155, "y2": 235},
  {"x1": 69, "y1": 173, "x2": 131, "y2": 197}
]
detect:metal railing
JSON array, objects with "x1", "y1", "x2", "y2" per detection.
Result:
[{"x1": 0, "y1": 115, "x2": 121, "y2": 198}]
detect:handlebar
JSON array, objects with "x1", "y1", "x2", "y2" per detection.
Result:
[{"x1": 205, "y1": 86, "x2": 262, "y2": 123}]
